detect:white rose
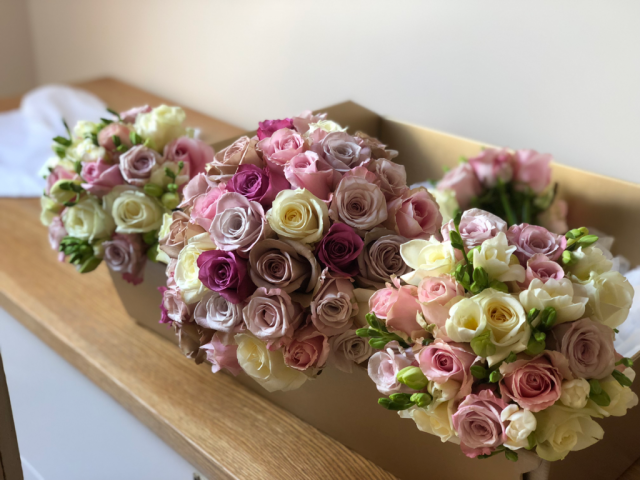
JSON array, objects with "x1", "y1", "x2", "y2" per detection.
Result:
[
  {"x1": 428, "y1": 380, "x2": 460, "y2": 407},
  {"x1": 174, "y1": 232, "x2": 216, "y2": 304},
  {"x1": 501, "y1": 404, "x2": 536, "y2": 450},
  {"x1": 134, "y1": 105, "x2": 187, "y2": 151},
  {"x1": 67, "y1": 138, "x2": 105, "y2": 163},
  {"x1": 559, "y1": 379, "x2": 590, "y2": 409},
  {"x1": 73, "y1": 120, "x2": 100, "y2": 139},
  {"x1": 62, "y1": 197, "x2": 115, "y2": 242},
  {"x1": 428, "y1": 188, "x2": 459, "y2": 224},
  {"x1": 574, "y1": 271, "x2": 635, "y2": 328},
  {"x1": 519, "y1": 278, "x2": 587, "y2": 324},
  {"x1": 585, "y1": 369, "x2": 639, "y2": 417},
  {"x1": 155, "y1": 213, "x2": 173, "y2": 264},
  {"x1": 40, "y1": 195, "x2": 63, "y2": 226},
  {"x1": 235, "y1": 333, "x2": 307, "y2": 392},
  {"x1": 306, "y1": 120, "x2": 347, "y2": 136},
  {"x1": 445, "y1": 298, "x2": 487, "y2": 342},
  {"x1": 568, "y1": 246, "x2": 613, "y2": 283},
  {"x1": 471, "y1": 232, "x2": 525, "y2": 283},
  {"x1": 400, "y1": 238, "x2": 461, "y2": 286},
  {"x1": 399, "y1": 402, "x2": 458, "y2": 443},
  {"x1": 534, "y1": 405, "x2": 604, "y2": 461},
  {"x1": 104, "y1": 186, "x2": 166, "y2": 234},
  {"x1": 266, "y1": 188, "x2": 329, "y2": 244},
  {"x1": 473, "y1": 288, "x2": 531, "y2": 365}
]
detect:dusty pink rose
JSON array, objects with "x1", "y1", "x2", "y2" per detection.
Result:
[
  {"x1": 159, "y1": 285, "x2": 192, "y2": 325},
  {"x1": 314, "y1": 131, "x2": 371, "y2": 173},
  {"x1": 284, "y1": 151, "x2": 339, "y2": 201},
  {"x1": 552, "y1": 318, "x2": 616, "y2": 380},
  {"x1": 291, "y1": 110, "x2": 327, "y2": 134},
  {"x1": 46, "y1": 165, "x2": 76, "y2": 195},
  {"x1": 385, "y1": 188, "x2": 442, "y2": 240},
  {"x1": 200, "y1": 333, "x2": 242, "y2": 376},
  {"x1": 257, "y1": 118, "x2": 294, "y2": 140},
  {"x1": 194, "y1": 290, "x2": 244, "y2": 333},
  {"x1": 367, "y1": 347, "x2": 414, "y2": 395},
  {"x1": 513, "y1": 149, "x2": 552, "y2": 194},
  {"x1": 178, "y1": 173, "x2": 215, "y2": 208},
  {"x1": 159, "y1": 210, "x2": 206, "y2": 259},
  {"x1": 385, "y1": 282, "x2": 423, "y2": 337},
  {"x1": 283, "y1": 325, "x2": 330, "y2": 372},
  {"x1": 208, "y1": 136, "x2": 263, "y2": 176},
  {"x1": 507, "y1": 223, "x2": 566, "y2": 263},
  {"x1": 257, "y1": 128, "x2": 305, "y2": 170},
  {"x1": 98, "y1": 123, "x2": 133, "y2": 154},
  {"x1": 518, "y1": 253, "x2": 565, "y2": 289},
  {"x1": 452, "y1": 390, "x2": 508, "y2": 458},
  {"x1": 243, "y1": 287, "x2": 303, "y2": 342},
  {"x1": 538, "y1": 197, "x2": 569, "y2": 235},
  {"x1": 418, "y1": 339, "x2": 476, "y2": 397},
  {"x1": 369, "y1": 287, "x2": 396, "y2": 320},
  {"x1": 329, "y1": 167, "x2": 387, "y2": 231},
  {"x1": 418, "y1": 275, "x2": 465, "y2": 331},
  {"x1": 80, "y1": 158, "x2": 125, "y2": 197},
  {"x1": 164, "y1": 137, "x2": 214, "y2": 178},
  {"x1": 355, "y1": 132, "x2": 398, "y2": 160},
  {"x1": 499, "y1": 351, "x2": 572, "y2": 412},
  {"x1": 441, "y1": 208, "x2": 507, "y2": 250},
  {"x1": 103, "y1": 233, "x2": 146, "y2": 285},
  {"x1": 310, "y1": 269, "x2": 358, "y2": 336},
  {"x1": 175, "y1": 322, "x2": 212, "y2": 364},
  {"x1": 48, "y1": 216, "x2": 67, "y2": 262},
  {"x1": 315, "y1": 222, "x2": 363, "y2": 277},
  {"x1": 119, "y1": 145, "x2": 160, "y2": 186},
  {"x1": 468, "y1": 148, "x2": 515, "y2": 187},
  {"x1": 437, "y1": 163, "x2": 482, "y2": 210},
  {"x1": 374, "y1": 159, "x2": 408, "y2": 201},
  {"x1": 356, "y1": 229, "x2": 409, "y2": 289},
  {"x1": 119, "y1": 105, "x2": 151, "y2": 124},
  {"x1": 190, "y1": 183, "x2": 227, "y2": 230},
  {"x1": 227, "y1": 164, "x2": 289, "y2": 208}
]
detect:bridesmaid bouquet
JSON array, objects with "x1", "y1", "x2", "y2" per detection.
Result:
[
  {"x1": 157, "y1": 110, "x2": 447, "y2": 391},
  {"x1": 360, "y1": 208, "x2": 636, "y2": 462},
  {"x1": 40, "y1": 105, "x2": 213, "y2": 284}
]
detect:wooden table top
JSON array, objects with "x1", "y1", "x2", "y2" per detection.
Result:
[{"x1": 0, "y1": 78, "x2": 394, "y2": 480}]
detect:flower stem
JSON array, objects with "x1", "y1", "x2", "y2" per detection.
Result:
[
  {"x1": 522, "y1": 193, "x2": 532, "y2": 224},
  {"x1": 497, "y1": 180, "x2": 518, "y2": 226}
]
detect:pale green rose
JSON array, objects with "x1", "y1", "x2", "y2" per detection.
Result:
[
  {"x1": 103, "y1": 185, "x2": 166, "y2": 234},
  {"x1": 62, "y1": 197, "x2": 115, "y2": 242},
  {"x1": 134, "y1": 105, "x2": 187, "y2": 151}
]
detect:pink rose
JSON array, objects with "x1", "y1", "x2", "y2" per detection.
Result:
[
  {"x1": 385, "y1": 188, "x2": 443, "y2": 240},
  {"x1": 313, "y1": 131, "x2": 371, "y2": 172},
  {"x1": 291, "y1": 110, "x2": 327, "y2": 134},
  {"x1": 329, "y1": 167, "x2": 387, "y2": 231},
  {"x1": 200, "y1": 333, "x2": 242, "y2": 376},
  {"x1": 452, "y1": 390, "x2": 507, "y2": 458},
  {"x1": 190, "y1": 183, "x2": 227, "y2": 230},
  {"x1": 519, "y1": 253, "x2": 565, "y2": 289},
  {"x1": 507, "y1": 223, "x2": 566, "y2": 263},
  {"x1": 208, "y1": 136, "x2": 263, "y2": 176},
  {"x1": 159, "y1": 285, "x2": 192, "y2": 325},
  {"x1": 46, "y1": 165, "x2": 76, "y2": 195},
  {"x1": 441, "y1": 208, "x2": 507, "y2": 250},
  {"x1": 98, "y1": 123, "x2": 133, "y2": 154},
  {"x1": 284, "y1": 151, "x2": 339, "y2": 201},
  {"x1": 418, "y1": 339, "x2": 476, "y2": 397},
  {"x1": 119, "y1": 105, "x2": 151, "y2": 124},
  {"x1": 103, "y1": 233, "x2": 147, "y2": 285},
  {"x1": 367, "y1": 348, "x2": 414, "y2": 395},
  {"x1": 385, "y1": 282, "x2": 423, "y2": 337},
  {"x1": 257, "y1": 118, "x2": 293, "y2": 140},
  {"x1": 81, "y1": 158, "x2": 125, "y2": 197},
  {"x1": 551, "y1": 318, "x2": 616, "y2": 380},
  {"x1": 179, "y1": 173, "x2": 216, "y2": 209},
  {"x1": 310, "y1": 269, "x2": 358, "y2": 336},
  {"x1": 437, "y1": 163, "x2": 482, "y2": 210},
  {"x1": 355, "y1": 132, "x2": 398, "y2": 161},
  {"x1": 369, "y1": 287, "x2": 396, "y2": 320},
  {"x1": 119, "y1": 145, "x2": 160, "y2": 187},
  {"x1": 164, "y1": 137, "x2": 214, "y2": 178},
  {"x1": 243, "y1": 287, "x2": 303, "y2": 342},
  {"x1": 513, "y1": 150, "x2": 552, "y2": 194},
  {"x1": 48, "y1": 216, "x2": 67, "y2": 262},
  {"x1": 257, "y1": 128, "x2": 306, "y2": 170},
  {"x1": 468, "y1": 148, "x2": 514, "y2": 187},
  {"x1": 418, "y1": 275, "x2": 465, "y2": 331},
  {"x1": 538, "y1": 197, "x2": 569, "y2": 235},
  {"x1": 283, "y1": 325, "x2": 330, "y2": 372},
  {"x1": 374, "y1": 159, "x2": 408, "y2": 201},
  {"x1": 499, "y1": 351, "x2": 572, "y2": 412}
]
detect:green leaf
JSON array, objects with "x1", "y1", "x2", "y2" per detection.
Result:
[
  {"x1": 53, "y1": 145, "x2": 66, "y2": 159},
  {"x1": 62, "y1": 118, "x2": 71, "y2": 138},
  {"x1": 410, "y1": 393, "x2": 432, "y2": 408},
  {"x1": 142, "y1": 230, "x2": 158, "y2": 246},
  {"x1": 489, "y1": 280, "x2": 508, "y2": 293},
  {"x1": 366, "y1": 313, "x2": 383, "y2": 330},
  {"x1": 526, "y1": 308, "x2": 540, "y2": 325},
  {"x1": 112, "y1": 135, "x2": 122, "y2": 147},
  {"x1": 53, "y1": 136, "x2": 72, "y2": 146},
  {"x1": 143, "y1": 183, "x2": 165, "y2": 198},
  {"x1": 504, "y1": 351, "x2": 518, "y2": 364},
  {"x1": 369, "y1": 338, "x2": 389, "y2": 350},
  {"x1": 130, "y1": 131, "x2": 144, "y2": 145},
  {"x1": 165, "y1": 167, "x2": 177, "y2": 180},
  {"x1": 178, "y1": 161, "x2": 184, "y2": 172},
  {"x1": 453, "y1": 210, "x2": 463, "y2": 230},
  {"x1": 525, "y1": 335, "x2": 545, "y2": 356},
  {"x1": 526, "y1": 432, "x2": 537, "y2": 450},
  {"x1": 470, "y1": 365, "x2": 488, "y2": 379},
  {"x1": 577, "y1": 235, "x2": 599, "y2": 248},
  {"x1": 106, "y1": 107, "x2": 121, "y2": 121},
  {"x1": 612, "y1": 370, "x2": 633, "y2": 387},
  {"x1": 78, "y1": 256, "x2": 101, "y2": 274},
  {"x1": 378, "y1": 398, "x2": 413, "y2": 411},
  {"x1": 471, "y1": 331, "x2": 496, "y2": 358},
  {"x1": 100, "y1": 117, "x2": 113, "y2": 125},
  {"x1": 489, "y1": 371, "x2": 502, "y2": 383},
  {"x1": 616, "y1": 358, "x2": 634, "y2": 368},
  {"x1": 355, "y1": 328, "x2": 371, "y2": 338},
  {"x1": 504, "y1": 449, "x2": 518, "y2": 462}
]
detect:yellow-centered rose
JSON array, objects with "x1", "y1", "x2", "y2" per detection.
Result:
[{"x1": 266, "y1": 188, "x2": 329, "y2": 244}]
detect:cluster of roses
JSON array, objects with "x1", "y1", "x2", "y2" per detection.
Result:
[
  {"x1": 158, "y1": 110, "x2": 450, "y2": 392},
  {"x1": 362, "y1": 208, "x2": 636, "y2": 462},
  {"x1": 435, "y1": 148, "x2": 568, "y2": 233},
  {"x1": 40, "y1": 105, "x2": 213, "y2": 283}
]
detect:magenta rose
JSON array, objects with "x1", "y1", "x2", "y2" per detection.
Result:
[
  {"x1": 417, "y1": 275, "x2": 465, "y2": 332},
  {"x1": 367, "y1": 348, "x2": 414, "y2": 396},
  {"x1": 81, "y1": 158, "x2": 125, "y2": 197},
  {"x1": 385, "y1": 188, "x2": 442, "y2": 240},
  {"x1": 196, "y1": 250, "x2": 255, "y2": 304},
  {"x1": 441, "y1": 208, "x2": 507, "y2": 250},
  {"x1": 283, "y1": 325, "x2": 330, "y2": 372},
  {"x1": 499, "y1": 351, "x2": 572, "y2": 412},
  {"x1": 164, "y1": 137, "x2": 214, "y2": 178},
  {"x1": 310, "y1": 270, "x2": 358, "y2": 336},
  {"x1": 190, "y1": 184, "x2": 226, "y2": 230},
  {"x1": 257, "y1": 118, "x2": 294, "y2": 140},
  {"x1": 552, "y1": 318, "x2": 616, "y2": 380},
  {"x1": 200, "y1": 333, "x2": 242, "y2": 376},
  {"x1": 159, "y1": 285, "x2": 192, "y2": 325},
  {"x1": 46, "y1": 165, "x2": 76, "y2": 195},
  {"x1": 418, "y1": 340, "x2": 476, "y2": 397},
  {"x1": 313, "y1": 131, "x2": 371, "y2": 173},
  {"x1": 507, "y1": 223, "x2": 566, "y2": 263},
  {"x1": 519, "y1": 253, "x2": 565, "y2": 289},
  {"x1": 513, "y1": 149, "x2": 552, "y2": 194},
  {"x1": 98, "y1": 122, "x2": 133, "y2": 154},
  {"x1": 227, "y1": 164, "x2": 289, "y2": 208},
  {"x1": 103, "y1": 233, "x2": 147, "y2": 285},
  {"x1": 242, "y1": 287, "x2": 303, "y2": 342},
  {"x1": 119, "y1": 105, "x2": 151, "y2": 124},
  {"x1": 119, "y1": 145, "x2": 160, "y2": 186},
  {"x1": 315, "y1": 223, "x2": 364, "y2": 277},
  {"x1": 257, "y1": 128, "x2": 306, "y2": 170},
  {"x1": 437, "y1": 163, "x2": 482, "y2": 210},
  {"x1": 452, "y1": 390, "x2": 508, "y2": 458},
  {"x1": 284, "y1": 151, "x2": 339, "y2": 201},
  {"x1": 468, "y1": 148, "x2": 514, "y2": 187},
  {"x1": 374, "y1": 159, "x2": 408, "y2": 201}
]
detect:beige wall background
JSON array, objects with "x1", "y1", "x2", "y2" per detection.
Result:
[
  {"x1": 0, "y1": 0, "x2": 35, "y2": 96},
  {"x1": 3, "y1": 0, "x2": 640, "y2": 183}
]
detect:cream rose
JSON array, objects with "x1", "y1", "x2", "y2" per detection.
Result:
[
  {"x1": 568, "y1": 246, "x2": 613, "y2": 283},
  {"x1": 428, "y1": 188, "x2": 459, "y2": 224},
  {"x1": 586, "y1": 369, "x2": 638, "y2": 417},
  {"x1": 235, "y1": 333, "x2": 308, "y2": 392},
  {"x1": 560, "y1": 379, "x2": 590, "y2": 409},
  {"x1": 501, "y1": 404, "x2": 537, "y2": 450},
  {"x1": 472, "y1": 232, "x2": 525, "y2": 283},
  {"x1": 62, "y1": 197, "x2": 115, "y2": 242},
  {"x1": 519, "y1": 278, "x2": 587, "y2": 324},
  {"x1": 134, "y1": 105, "x2": 187, "y2": 151},
  {"x1": 104, "y1": 186, "x2": 166, "y2": 234},
  {"x1": 400, "y1": 239, "x2": 461, "y2": 286},
  {"x1": 266, "y1": 188, "x2": 329, "y2": 244},
  {"x1": 155, "y1": 213, "x2": 173, "y2": 264},
  {"x1": 306, "y1": 120, "x2": 347, "y2": 136},
  {"x1": 174, "y1": 233, "x2": 217, "y2": 304},
  {"x1": 575, "y1": 271, "x2": 635, "y2": 328},
  {"x1": 40, "y1": 195, "x2": 63, "y2": 226},
  {"x1": 446, "y1": 298, "x2": 487, "y2": 343},
  {"x1": 399, "y1": 402, "x2": 457, "y2": 443}
]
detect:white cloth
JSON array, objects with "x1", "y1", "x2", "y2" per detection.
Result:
[{"x1": 0, "y1": 85, "x2": 106, "y2": 197}]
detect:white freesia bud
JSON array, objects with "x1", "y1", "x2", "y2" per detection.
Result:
[
  {"x1": 472, "y1": 232, "x2": 525, "y2": 283},
  {"x1": 400, "y1": 238, "x2": 461, "y2": 286},
  {"x1": 445, "y1": 298, "x2": 486, "y2": 342},
  {"x1": 501, "y1": 404, "x2": 536, "y2": 450},
  {"x1": 428, "y1": 188, "x2": 459, "y2": 224},
  {"x1": 559, "y1": 379, "x2": 590, "y2": 409},
  {"x1": 519, "y1": 278, "x2": 587, "y2": 324}
]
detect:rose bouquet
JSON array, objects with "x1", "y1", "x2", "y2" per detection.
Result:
[
  {"x1": 435, "y1": 149, "x2": 569, "y2": 233},
  {"x1": 361, "y1": 208, "x2": 636, "y2": 462},
  {"x1": 40, "y1": 105, "x2": 213, "y2": 284},
  {"x1": 158, "y1": 110, "x2": 449, "y2": 392}
]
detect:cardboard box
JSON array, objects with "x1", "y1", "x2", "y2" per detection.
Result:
[{"x1": 110, "y1": 102, "x2": 640, "y2": 480}]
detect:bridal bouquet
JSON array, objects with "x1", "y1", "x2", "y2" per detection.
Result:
[
  {"x1": 360, "y1": 208, "x2": 636, "y2": 462},
  {"x1": 158, "y1": 110, "x2": 448, "y2": 392},
  {"x1": 435, "y1": 149, "x2": 568, "y2": 233},
  {"x1": 40, "y1": 105, "x2": 213, "y2": 283}
]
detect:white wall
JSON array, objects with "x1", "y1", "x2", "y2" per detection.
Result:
[
  {"x1": 0, "y1": 0, "x2": 36, "y2": 96},
  {"x1": 22, "y1": 0, "x2": 640, "y2": 183}
]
